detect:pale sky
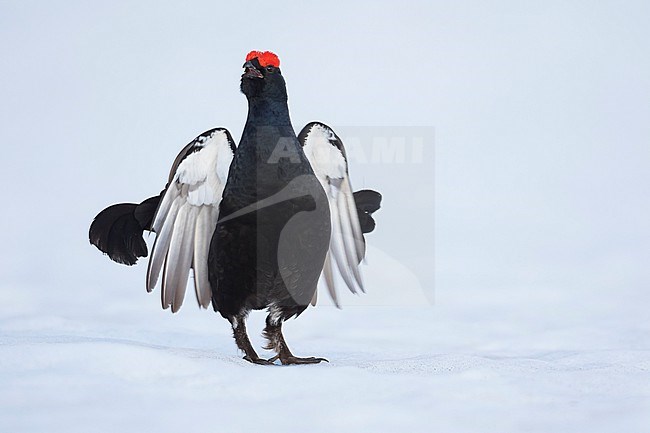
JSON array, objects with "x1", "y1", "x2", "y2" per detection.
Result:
[{"x1": 1, "y1": 1, "x2": 648, "y2": 305}]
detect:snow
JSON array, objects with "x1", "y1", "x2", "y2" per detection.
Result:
[
  {"x1": 1, "y1": 245, "x2": 649, "y2": 432},
  {"x1": 2, "y1": 1, "x2": 650, "y2": 432}
]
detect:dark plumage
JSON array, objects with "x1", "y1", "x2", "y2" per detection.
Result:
[
  {"x1": 89, "y1": 51, "x2": 382, "y2": 364},
  {"x1": 352, "y1": 190, "x2": 382, "y2": 234},
  {"x1": 89, "y1": 200, "x2": 151, "y2": 266}
]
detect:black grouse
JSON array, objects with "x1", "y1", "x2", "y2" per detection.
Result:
[{"x1": 89, "y1": 50, "x2": 381, "y2": 365}]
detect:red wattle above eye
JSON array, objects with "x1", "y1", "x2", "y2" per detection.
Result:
[{"x1": 245, "y1": 50, "x2": 280, "y2": 68}]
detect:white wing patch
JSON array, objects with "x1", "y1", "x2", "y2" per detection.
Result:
[
  {"x1": 303, "y1": 127, "x2": 347, "y2": 180},
  {"x1": 301, "y1": 123, "x2": 366, "y2": 307},
  {"x1": 146, "y1": 129, "x2": 233, "y2": 313}
]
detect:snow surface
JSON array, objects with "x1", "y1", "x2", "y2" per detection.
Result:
[
  {"x1": 2, "y1": 1, "x2": 650, "y2": 432},
  {"x1": 1, "y1": 244, "x2": 649, "y2": 433}
]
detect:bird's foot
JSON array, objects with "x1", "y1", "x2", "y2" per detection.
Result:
[
  {"x1": 243, "y1": 355, "x2": 275, "y2": 365},
  {"x1": 277, "y1": 355, "x2": 329, "y2": 365},
  {"x1": 262, "y1": 315, "x2": 329, "y2": 365}
]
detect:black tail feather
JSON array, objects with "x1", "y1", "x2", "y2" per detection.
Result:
[
  {"x1": 353, "y1": 189, "x2": 382, "y2": 234},
  {"x1": 133, "y1": 194, "x2": 162, "y2": 231},
  {"x1": 89, "y1": 194, "x2": 162, "y2": 266}
]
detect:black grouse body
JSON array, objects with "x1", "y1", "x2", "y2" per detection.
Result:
[
  {"x1": 210, "y1": 70, "x2": 330, "y2": 322},
  {"x1": 88, "y1": 51, "x2": 382, "y2": 365}
]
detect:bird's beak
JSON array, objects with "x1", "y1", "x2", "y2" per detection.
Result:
[{"x1": 242, "y1": 60, "x2": 264, "y2": 79}]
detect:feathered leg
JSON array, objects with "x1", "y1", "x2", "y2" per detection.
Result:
[
  {"x1": 229, "y1": 312, "x2": 273, "y2": 365},
  {"x1": 263, "y1": 311, "x2": 328, "y2": 365}
]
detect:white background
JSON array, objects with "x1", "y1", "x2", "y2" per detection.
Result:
[{"x1": 1, "y1": 1, "x2": 649, "y2": 432}]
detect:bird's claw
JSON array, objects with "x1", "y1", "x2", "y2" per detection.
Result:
[
  {"x1": 279, "y1": 356, "x2": 329, "y2": 365},
  {"x1": 243, "y1": 355, "x2": 275, "y2": 365}
]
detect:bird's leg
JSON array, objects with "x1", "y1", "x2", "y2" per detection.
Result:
[
  {"x1": 229, "y1": 313, "x2": 273, "y2": 365},
  {"x1": 262, "y1": 312, "x2": 328, "y2": 365}
]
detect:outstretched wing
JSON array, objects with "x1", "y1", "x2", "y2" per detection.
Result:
[
  {"x1": 146, "y1": 128, "x2": 235, "y2": 312},
  {"x1": 298, "y1": 122, "x2": 366, "y2": 306}
]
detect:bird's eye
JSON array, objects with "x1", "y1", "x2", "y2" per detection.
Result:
[{"x1": 266, "y1": 66, "x2": 274, "y2": 72}]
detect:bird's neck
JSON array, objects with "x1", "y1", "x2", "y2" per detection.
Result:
[{"x1": 245, "y1": 96, "x2": 293, "y2": 128}]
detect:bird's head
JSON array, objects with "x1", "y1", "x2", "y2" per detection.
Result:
[{"x1": 240, "y1": 50, "x2": 287, "y2": 101}]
